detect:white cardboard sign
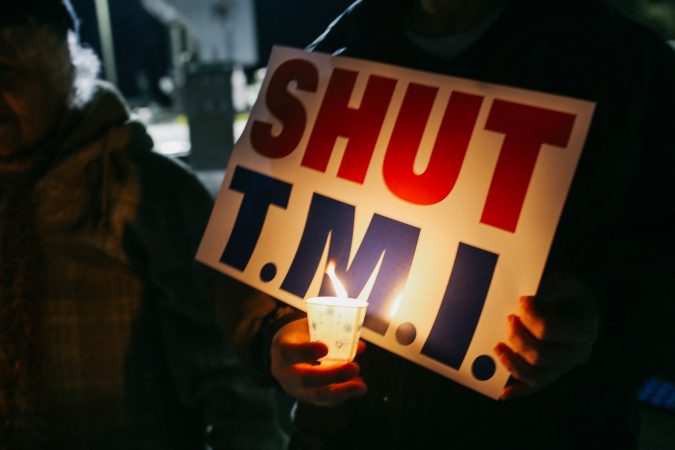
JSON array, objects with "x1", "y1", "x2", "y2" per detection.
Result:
[{"x1": 197, "y1": 46, "x2": 595, "y2": 398}]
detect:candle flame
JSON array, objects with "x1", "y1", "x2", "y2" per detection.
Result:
[
  {"x1": 326, "y1": 262, "x2": 348, "y2": 299},
  {"x1": 389, "y1": 293, "x2": 402, "y2": 318}
]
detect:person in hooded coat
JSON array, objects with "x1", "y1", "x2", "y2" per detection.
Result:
[{"x1": 0, "y1": 1, "x2": 287, "y2": 448}]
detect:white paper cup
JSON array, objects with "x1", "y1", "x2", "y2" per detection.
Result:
[{"x1": 306, "y1": 296, "x2": 368, "y2": 364}]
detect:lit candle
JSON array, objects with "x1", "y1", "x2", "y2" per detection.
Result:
[{"x1": 306, "y1": 262, "x2": 368, "y2": 364}]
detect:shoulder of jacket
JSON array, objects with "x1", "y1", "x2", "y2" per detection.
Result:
[{"x1": 134, "y1": 149, "x2": 212, "y2": 201}]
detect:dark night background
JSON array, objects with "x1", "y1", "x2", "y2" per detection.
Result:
[
  {"x1": 70, "y1": 0, "x2": 354, "y2": 103},
  {"x1": 68, "y1": 0, "x2": 675, "y2": 105}
]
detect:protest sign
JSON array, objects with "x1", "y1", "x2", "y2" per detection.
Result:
[{"x1": 197, "y1": 46, "x2": 595, "y2": 398}]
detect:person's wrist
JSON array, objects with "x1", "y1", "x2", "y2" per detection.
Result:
[{"x1": 260, "y1": 305, "x2": 306, "y2": 387}]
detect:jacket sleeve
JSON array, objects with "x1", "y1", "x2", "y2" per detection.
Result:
[
  {"x1": 618, "y1": 40, "x2": 675, "y2": 376},
  {"x1": 590, "y1": 39, "x2": 675, "y2": 381},
  {"x1": 212, "y1": 275, "x2": 306, "y2": 387},
  {"x1": 136, "y1": 153, "x2": 289, "y2": 449}
]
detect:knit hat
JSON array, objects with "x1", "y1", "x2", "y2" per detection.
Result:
[{"x1": 2, "y1": 0, "x2": 79, "y2": 33}]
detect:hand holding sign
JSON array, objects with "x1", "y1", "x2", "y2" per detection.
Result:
[
  {"x1": 495, "y1": 272, "x2": 599, "y2": 399},
  {"x1": 271, "y1": 318, "x2": 368, "y2": 407}
]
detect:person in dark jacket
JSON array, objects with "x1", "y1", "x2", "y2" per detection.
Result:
[
  {"x1": 220, "y1": 0, "x2": 675, "y2": 449},
  {"x1": 0, "y1": 1, "x2": 287, "y2": 448}
]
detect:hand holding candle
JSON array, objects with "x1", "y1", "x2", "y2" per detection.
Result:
[
  {"x1": 270, "y1": 318, "x2": 367, "y2": 406},
  {"x1": 269, "y1": 262, "x2": 368, "y2": 407}
]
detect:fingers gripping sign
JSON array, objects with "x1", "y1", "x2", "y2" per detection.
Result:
[
  {"x1": 495, "y1": 272, "x2": 599, "y2": 400},
  {"x1": 271, "y1": 318, "x2": 368, "y2": 407}
]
